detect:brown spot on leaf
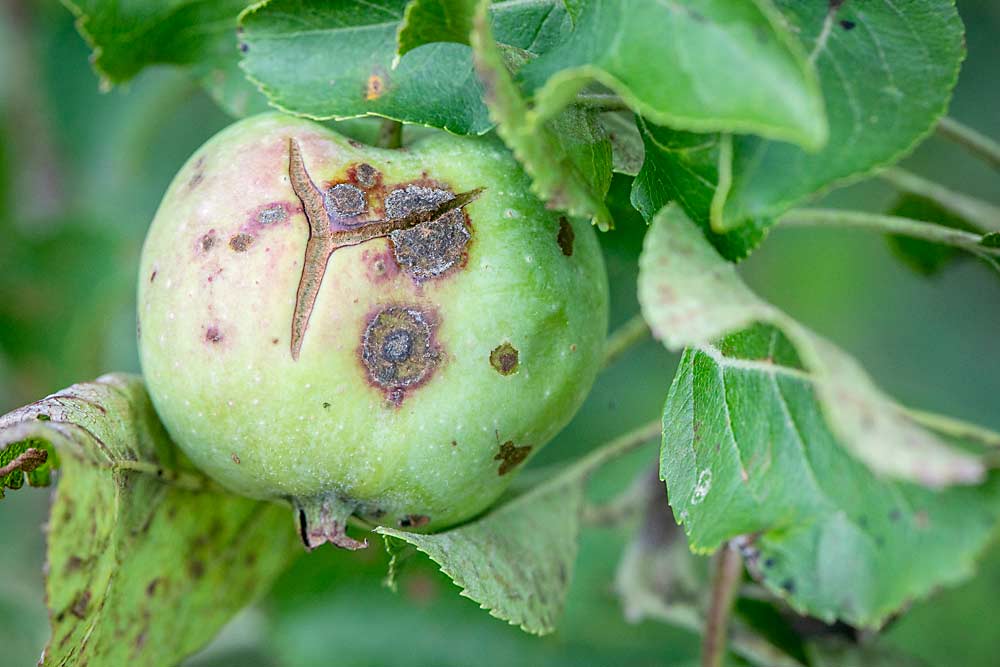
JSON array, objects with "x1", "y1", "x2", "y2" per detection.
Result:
[
  {"x1": 557, "y1": 217, "x2": 575, "y2": 256},
  {"x1": 399, "y1": 514, "x2": 430, "y2": 528},
  {"x1": 229, "y1": 233, "x2": 254, "y2": 252},
  {"x1": 366, "y1": 72, "x2": 387, "y2": 100},
  {"x1": 489, "y1": 343, "x2": 519, "y2": 375},
  {"x1": 494, "y1": 440, "x2": 531, "y2": 475}
]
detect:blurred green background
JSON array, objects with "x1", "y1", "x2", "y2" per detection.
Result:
[{"x1": 1, "y1": 1, "x2": 998, "y2": 665}]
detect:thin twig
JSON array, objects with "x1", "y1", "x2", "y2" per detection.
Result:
[
  {"x1": 568, "y1": 419, "x2": 662, "y2": 481},
  {"x1": 377, "y1": 119, "x2": 403, "y2": 149},
  {"x1": 779, "y1": 208, "x2": 1000, "y2": 258},
  {"x1": 879, "y1": 166, "x2": 1000, "y2": 233},
  {"x1": 603, "y1": 313, "x2": 651, "y2": 368},
  {"x1": 0, "y1": 447, "x2": 47, "y2": 478},
  {"x1": 702, "y1": 541, "x2": 743, "y2": 667},
  {"x1": 937, "y1": 117, "x2": 1000, "y2": 171}
]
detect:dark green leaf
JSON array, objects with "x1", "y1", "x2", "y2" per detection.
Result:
[
  {"x1": 631, "y1": 120, "x2": 770, "y2": 261},
  {"x1": 0, "y1": 374, "x2": 299, "y2": 666},
  {"x1": 517, "y1": 0, "x2": 827, "y2": 149},
  {"x1": 980, "y1": 232, "x2": 1000, "y2": 248},
  {"x1": 471, "y1": 0, "x2": 612, "y2": 227},
  {"x1": 715, "y1": 0, "x2": 964, "y2": 229},
  {"x1": 807, "y1": 638, "x2": 930, "y2": 667},
  {"x1": 238, "y1": 0, "x2": 570, "y2": 134},
  {"x1": 62, "y1": 0, "x2": 269, "y2": 116}
]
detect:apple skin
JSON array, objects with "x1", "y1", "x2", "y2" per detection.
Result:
[{"x1": 137, "y1": 113, "x2": 608, "y2": 546}]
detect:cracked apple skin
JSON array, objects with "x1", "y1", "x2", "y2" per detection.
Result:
[{"x1": 137, "y1": 113, "x2": 608, "y2": 547}]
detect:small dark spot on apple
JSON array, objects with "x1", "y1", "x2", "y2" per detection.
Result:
[
  {"x1": 205, "y1": 327, "x2": 223, "y2": 344},
  {"x1": 229, "y1": 233, "x2": 255, "y2": 252},
  {"x1": 494, "y1": 440, "x2": 531, "y2": 475},
  {"x1": 239, "y1": 42, "x2": 249, "y2": 53},
  {"x1": 231, "y1": 452, "x2": 241, "y2": 464},
  {"x1": 149, "y1": 270, "x2": 158, "y2": 283},
  {"x1": 399, "y1": 514, "x2": 430, "y2": 528},
  {"x1": 322, "y1": 402, "x2": 331, "y2": 409},
  {"x1": 146, "y1": 578, "x2": 161, "y2": 597},
  {"x1": 256, "y1": 204, "x2": 288, "y2": 225},
  {"x1": 272, "y1": 338, "x2": 280, "y2": 345},
  {"x1": 490, "y1": 343, "x2": 519, "y2": 375},
  {"x1": 557, "y1": 217, "x2": 575, "y2": 256},
  {"x1": 354, "y1": 163, "x2": 379, "y2": 188},
  {"x1": 200, "y1": 232, "x2": 217, "y2": 253},
  {"x1": 781, "y1": 579, "x2": 796, "y2": 594},
  {"x1": 840, "y1": 19, "x2": 856, "y2": 30},
  {"x1": 451, "y1": 440, "x2": 457, "y2": 447}
]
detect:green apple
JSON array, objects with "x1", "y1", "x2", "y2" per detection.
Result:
[{"x1": 138, "y1": 113, "x2": 608, "y2": 549}]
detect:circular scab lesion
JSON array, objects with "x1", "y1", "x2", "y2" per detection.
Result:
[
  {"x1": 385, "y1": 185, "x2": 471, "y2": 280},
  {"x1": 361, "y1": 306, "x2": 440, "y2": 394},
  {"x1": 489, "y1": 342, "x2": 519, "y2": 375},
  {"x1": 325, "y1": 183, "x2": 367, "y2": 219}
]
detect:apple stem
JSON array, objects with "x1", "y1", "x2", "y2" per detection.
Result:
[
  {"x1": 294, "y1": 493, "x2": 368, "y2": 551},
  {"x1": 286, "y1": 138, "x2": 483, "y2": 360}
]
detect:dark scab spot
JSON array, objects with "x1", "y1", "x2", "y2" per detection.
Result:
[
  {"x1": 322, "y1": 402, "x2": 331, "y2": 409},
  {"x1": 557, "y1": 217, "x2": 575, "y2": 256},
  {"x1": 366, "y1": 73, "x2": 386, "y2": 100},
  {"x1": 781, "y1": 579, "x2": 796, "y2": 594},
  {"x1": 889, "y1": 509, "x2": 903, "y2": 522},
  {"x1": 239, "y1": 42, "x2": 249, "y2": 53},
  {"x1": 490, "y1": 343, "x2": 519, "y2": 375},
  {"x1": 399, "y1": 514, "x2": 430, "y2": 528},
  {"x1": 231, "y1": 452, "x2": 241, "y2": 464},
  {"x1": 200, "y1": 232, "x2": 217, "y2": 253},
  {"x1": 494, "y1": 440, "x2": 532, "y2": 476},
  {"x1": 385, "y1": 185, "x2": 453, "y2": 220},
  {"x1": 205, "y1": 327, "x2": 223, "y2": 344},
  {"x1": 391, "y1": 209, "x2": 471, "y2": 280},
  {"x1": 146, "y1": 578, "x2": 161, "y2": 597},
  {"x1": 256, "y1": 204, "x2": 288, "y2": 225},
  {"x1": 763, "y1": 557, "x2": 776, "y2": 569},
  {"x1": 272, "y1": 338, "x2": 280, "y2": 345},
  {"x1": 839, "y1": 19, "x2": 856, "y2": 30},
  {"x1": 361, "y1": 306, "x2": 440, "y2": 396},
  {"x1": 149, "y1": 270, "x2": 158, "y2": 283},
  {"x1": 229, "y1": 233, "x2": 254, "y2": 252},
  {"x1": 325, "y1": 183, "x2": 367, "y2": 219},
  {"x1": 354, "y1": 163, "x2": 379, "y2": 188}
]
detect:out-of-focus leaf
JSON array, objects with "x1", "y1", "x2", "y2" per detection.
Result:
[
  {"x1": 600, "y1": 112, "x2": 643, "y2": 177},
  {"x1": 631, "y1": 121, "x2": 769, "y2": 261},
  {"x1": 470, "y1": 0, "x2": 612, "y2": 227},
  {"x1": 807, "y1": 638, "x2": 929, "y2": 667},
  {"x1": 639, "y1": 204, "x2": 989, "y2": 487},
  {"x1": 518, "y1": 0, "x2": 827, "y2": 149},
  {"x1": 238, "y1": 0, "x2": 570, "y2": 134},
  {"x1": 0, "y1": 374, "x2": 299, "y2": 666}
]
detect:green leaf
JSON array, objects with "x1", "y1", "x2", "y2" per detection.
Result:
[
  {"x1": 397, "y1": 0, "x2": 477, "y2": 57},
  {"x1": 470, "y1": 0, "x2": 612, "y2": 227},
  {"x1": 980, "y1": 232, "x2": 1000, "y2": 248},
  {"x1": 600, "y1": 112, "x2": 644, "y2": 177},
  {"x1": 714, "y1": 0, "x2": 964, "y2": 229},
  {"x1": 0, "y1": 374, "x2": 299, "y2": 666},
  {"x1": 238, "y1": 0, "x2": 571, "y2": 135},
  {"x1": 517, "y1": 0, "x2": 827, "y2": 149},
  {"x1": 640, "y1": 206, "x2": 1000, "y2": 626},
  {"x1": 378, "y1": 474, "x2": 583, "y2": 635},
  {"x1": 806, "y1": 638, "x2": 929, "y2": 667},
  {"x1": 885, "y1": 194, "x2": 978, "y2": 276},
  {"x1": 61, "y1": 0, "x2": 269, "y2": 117},
  {"x1": 631, "y1": 121, "x2": 770, "y2": 261},
  {"x1": 639, "y1": 205, "x2": 991, "y2": 487}
]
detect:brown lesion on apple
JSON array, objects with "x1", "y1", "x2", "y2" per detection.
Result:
[
  {"x1": 489, "y1": 342, "x2": 519, "y2": 375},
  {"x1": 286, "y1": 138, "x2": 483, "y2": 361},
  {"x1": 557, "y1": 216, "x2": 575, "y2": 256},
  {"x1": 360, "y1": 305, "x2": 440, "y2": 405},
  {"x1": 494, "y1": 435, "x2": 532, "y2": 476}
]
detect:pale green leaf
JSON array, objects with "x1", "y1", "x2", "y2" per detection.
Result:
[
  {"x1": 470, "y1": 0, "x2": 612, "y2": 227},
  {"x1": 378, "y1": 474, "x2": 583, "y2": 635},
  {"x1": 0, "y1": 374, "x2": 299, "y2": 666},
  {"x1": 397, "y1": 0, "x2": 477, "y2": 57},
  {"x1": 639, "y1": 205, "x2": 988, "y2": 487},
  {"x1": 600, "y1": 112, "x2": 644, "y2": 177},
  {"x1": 517, "y1": 0, "x2": 827, "y2": 149}
]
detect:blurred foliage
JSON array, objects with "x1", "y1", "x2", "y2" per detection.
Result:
[{"x1": 0, "y1": 1, "x2": 998, "y2": 666}]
